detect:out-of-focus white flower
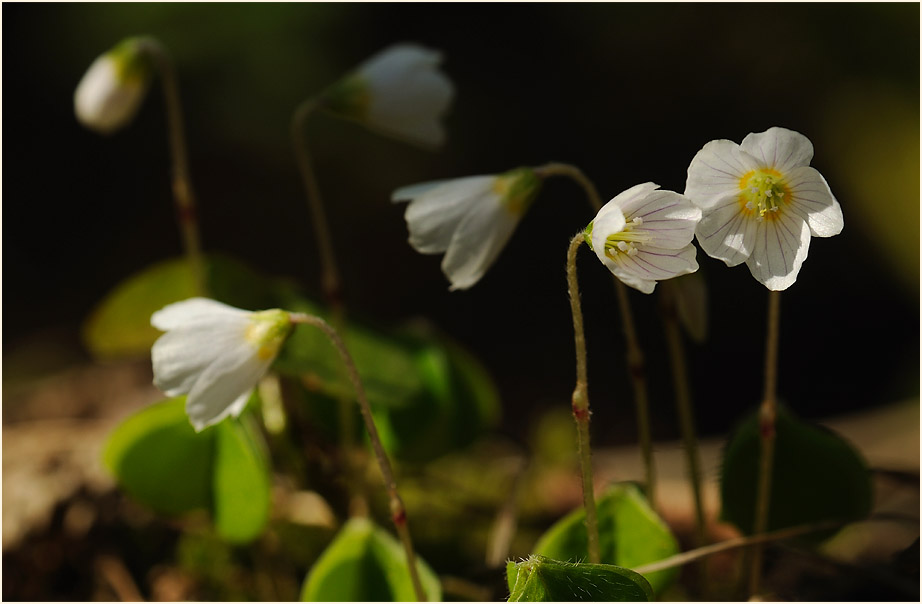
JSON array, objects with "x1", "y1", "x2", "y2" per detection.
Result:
[
  {"x1": 392, "y1": 167, "x2": 542, "y2": 290},
  {"x1": 587, "y1": 183, "x2": 701, "y2": 294},
  {"x1": 685, "y1": 126, "x2": 844, "y2": 291},
  {"x1": 151, "y1": 298, "x2": 293, "y2": 431},
  {"x1": 321, "y1": 43, "x2": 454, "y2": 147},
  {"x1": 74, "y1": 38, "x2": 152, "y2": 134}
]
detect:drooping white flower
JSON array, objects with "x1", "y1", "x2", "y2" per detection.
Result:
[
  {"x1": 392, "y1": 168, "x2": 542, "y2": 290},
  {"x1": 151, "y1": 298, "x2": 293, "y2": 431},
  {"x1": 321, "y1": 43, "x2": 454, "y2": 147},
  {"x1": 685, "y1": 127, "x2": 844, "y2": 291},
  {"x1": 74, "y1": 38, "x2": 153, "y2": 135},
  {"x1": 587, "y1": 183, "x2": 701, "y2": 294}
]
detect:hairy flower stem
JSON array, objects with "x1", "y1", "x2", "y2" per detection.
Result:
[
  {"x1": 290, "y1": 99, "x2": 363, "y2": 514},
  {"x1": 659, "y1": 288, "x2": 706, "y2": 548},
  {"x1": 566, "y1": 234, "x2": 601, "y2": 564},
  {"x1": 540, "y1": 163, "x2": 657, "y2": 505},
  {"x1": 290, "y1": 313, "x2": 426, "y2": 602},
  {"x1": 138, "y1": 38, "x2": 207, "y2": 296},
  {"x1": 749, "y1": 290, "x2": 781, "y2": 597}
]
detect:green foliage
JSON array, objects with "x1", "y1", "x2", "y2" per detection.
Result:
[
  {"x1": 300, "y1": 517, "x2": 441, "y2": 602},
  {"x1": 104, "y1": 397, "x2": 272, "y2": 543},
  {"x1": 532, "y1": 483, "x2": 679, "y2": 595},
  {"x1": 506, "y1": 555, "x2": 653, "y2": 602},
  {"x1": 720, "y1": 405, "x2": 873, "y2": 536},
  {"x1": 83, "y1": 255, "x2": 274, "y2": 359}
]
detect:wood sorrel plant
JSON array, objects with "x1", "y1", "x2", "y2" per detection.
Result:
[
  {"x1": 75, "y1": 37, "x2": 207, "y2": 296},
  {"x1": 684, "y1": 126, "x2": 844, "y2": 596},
  {"x1": 149, "y1": 297, "x2": 428, "y2": 601}
]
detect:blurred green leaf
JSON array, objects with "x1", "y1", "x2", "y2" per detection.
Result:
[
  {"x1": 720, "y1": 405, "x2": 872, "y2": 536},
  {"x1": 83, "y1": 254, "x2": 275, "y2": 359},
  {"x1": 532, "y1": 483, "x2": 679, "y2": 594},
  {"x1": 507, "y1": 555, "x2": 652, "y2": 602},
  {"x1": 300, "y1": 517, "x2": 441, "y2": 602},
  {"x1": 104, "y1": 396, "x2": 272, "y2": 542}
]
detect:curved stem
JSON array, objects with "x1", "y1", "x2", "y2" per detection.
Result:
[
  {"x1": 749, "y1": 290, "x2": 782, "y2": 597},
  {"x1": 291, "y1": 99, "x2": 363, "y2": 513},
  {"x1": 290, "y1": 313, "x2": 426, "y2": 601},
  {"x1": 660, "y1": 285, "x2": 706, "y2": 547},
  {"x1": 137, "y1": 38, "x2": 207, "y2": 296},
  {"x1": 541, "y1": 163, "x2": 656, "y2": 506},
  {"x1": 566, "y1": 234, "x2": 601, "y2": 564}
]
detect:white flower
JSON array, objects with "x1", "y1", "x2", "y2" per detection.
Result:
[
  {"x1": 321, "y1": 43, "x2": 454, "y2": 147},
  {"x1": 392, "y1": 168, "x2": 542, "y2": 290},
  {"x1": 588, "y1": 183, "x2": 701, "y2": 294},
  {"x1": 151, "y1": 298, "x2": 293, "y2": 431},
  {"x1": 685, "y1": 126, "x2": 844, "y2": 291},
  {"x1": 74, "y1": 38, "x2": 152, "y2": 134}
]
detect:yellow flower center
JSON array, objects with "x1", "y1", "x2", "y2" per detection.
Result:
[
  {"x1": 603, "y1": 217, "x2": 651, "y2": 260},
  {"x1": 245, "y1": 310, "x2": 293, "y2": 361},
  {"x1": 739, "y1": 168, "x2": 790, "y2": 221}
]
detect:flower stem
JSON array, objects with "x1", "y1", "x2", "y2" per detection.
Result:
[
  {"x1": 540, "y1": 163, "x2": 657, "y2": 506},
  {"x1": 137, "y1": 38, "x2": 207, "y2": 296},
  {"x1": 290, "y1": 313, "x2": 427, "y2": 602},
  {"x1": 749, "y1": 290, "x2": 781, "y2": 597},
  {"x1": 659, "y1": 285, "x2": 706, "y2": 548},
  {"x1": 290, "y1": 99, "x2": 363, "y2": 514},
  {"x1": 566, "y1": 234, "x2": 601, "y2": 564}
]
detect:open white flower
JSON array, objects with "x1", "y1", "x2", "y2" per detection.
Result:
[
  {"x1": 321, "y1": 43, "x2": 454, "y2": 147},
  {"x1": 392, "y1": 168, "x2": 542, "y2": 290},
  {"x1": 151, "y1": 298, "x2": 293, "y2": 431},
  {"x1": 685, "y1": 126, "x2": 844, "y2": 290},
  {"x1": 588, "y1": 183, "x2": 701, "y2": 294},
  {"x1": 75, "y1": 38, "x2": 152, "y2": 134}
]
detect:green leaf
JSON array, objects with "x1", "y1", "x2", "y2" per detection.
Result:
[
  {"x1": 300, "y1": 517, "x2": 441, "y2": 602},
  {"x1": 103, "y1": 396, "x2": 272, "y2": 542},
  {"x1": 720, "y1": 405, "x2": 872, "y2": 536},
  {"x1": 507, "y1": 555, "x2": 653, "y2": 602},
  {"x1": 532, "y1": 483, "x2": 679, "y2": 595},
  {"x1": 83, "y1": 254, "x2": 275, "y2": 359}
]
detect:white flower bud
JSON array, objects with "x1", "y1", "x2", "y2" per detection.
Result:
[{"x1": 74, "y1": 38, "x2": 152, "y2": 134}]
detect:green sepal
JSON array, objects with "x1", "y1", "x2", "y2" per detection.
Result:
[{"x1": 507, "y1": 555, "x2": 653, "y2": 602}]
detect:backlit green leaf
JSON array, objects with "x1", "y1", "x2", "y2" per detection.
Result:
[{"x1": 507, "y1": 555, "x2": 652, "y2": 602}]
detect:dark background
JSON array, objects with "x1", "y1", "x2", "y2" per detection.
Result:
[{"x1": 4, "y1": 3, "x2": 919, "y2": 444}]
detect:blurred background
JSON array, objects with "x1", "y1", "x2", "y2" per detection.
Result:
[{"x1": 3, "y1": 3, "x2": 919, "y2": 600}]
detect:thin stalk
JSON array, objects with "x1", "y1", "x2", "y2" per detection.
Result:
[
  {"x1": 538, "y1": 163, "x2": 657, "y2": 505},
  {"x1": 659, "y1": 286, "x2": 706, "y2": 547},
  {"x1": 290, "y1": 313, "x2": 427, "y2": 602},
  {"x1": 614, "y1": 280, "x2": 656, "y2": 505},
  {"x1": 566, "y1": 234, "x2": 601, "y2": 564},
  {"x1": 290, "y1": 98, "x2": 362, "y2": 513},
  {"x1": 138, "y1": 38, "x2": 207, "y2": 296},
  {"x1": 749, "y1": 290, "x2": 782, "y2": 597}
]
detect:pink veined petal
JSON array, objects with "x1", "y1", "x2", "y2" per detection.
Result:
[
  {"x1": 745, "y1": 211, "x2": 812, "y2": 291},
  {"x1": 627, "y1": 190, "x2": 701, "y2": 250},
  {"x1": 603, "y1": 182, "x2": 661, "y2": 217},
  {"x1": 602, "y1": 244, "x2": 698, "y2": 294},
  {"x1": 695, "y1": 191, "x2": 756, "y2": 266},
  {"x1": 740, "y1": 127, "x2": 814, "y2": 173},
  {"x1": 440, "y1": 194, "x2": 520, "y2": 290},
  {"x1": 783, "y1": 166, "x2": 844, "y2": 237},
  {"x1": 685, "y1": 140, "x2": 760, "y2": 209}
]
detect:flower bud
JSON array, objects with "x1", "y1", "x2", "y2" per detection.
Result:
[{"x1": 74, "y1": 38, "x2": 152, "y2": 134}]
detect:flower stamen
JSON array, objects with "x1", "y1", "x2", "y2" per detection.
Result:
[
  {"x1": 739, "y1": 169, "x2": 790, "y2": 222},
  {"x1": 604, "y1": 219, "x2": 652, "y2": 260}
]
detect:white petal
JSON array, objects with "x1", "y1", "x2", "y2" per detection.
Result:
[
  {"x1": 685, "y1": 140, "x2": 760, "y2": 208},
  {"x1": 603, "y1": 182, "x2": 661, "y2": 217},
  {"x1": 440, "y1": 194, "x2": 519, "y2": 290},
  {"x1": 740, "y1": 127, "x2": 814, "y2": 173},
  {"x1": 590, "y1": 204, "x2": 626, "y2": 259},
  {"x1": 602, "y1": 244, "x2": 699, "y2": 294},
  {"x1": 185, "y1": 346, "x2": 271, "y2": 431},
  {"x1": 398, "y1": 176, "x2": 494, "y2": 254},
  {"x1": 151, "y1": 319, "x2": 251, "y2": 396},
  {"x1": 745, "y1": 212, "x2": 811, "y2": 291},
  {"x1": 74, "y1": 54, "x2": 147, "y2": 134},
  {"x1": 783, "y1": 166, "x2": 844, "y2": 238},
  {"x1": 391, "y1": 179, "x2": 453, "y2": 202},
  {"x1": 151, "y1": 297, "x2": 249, "y2": 331},
  {"x1": 695, "y1": 192, "x2": 757, "y2": 267},
  {"x1": 626, "y1": 190, "x2": 701, "y2": 250}
]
